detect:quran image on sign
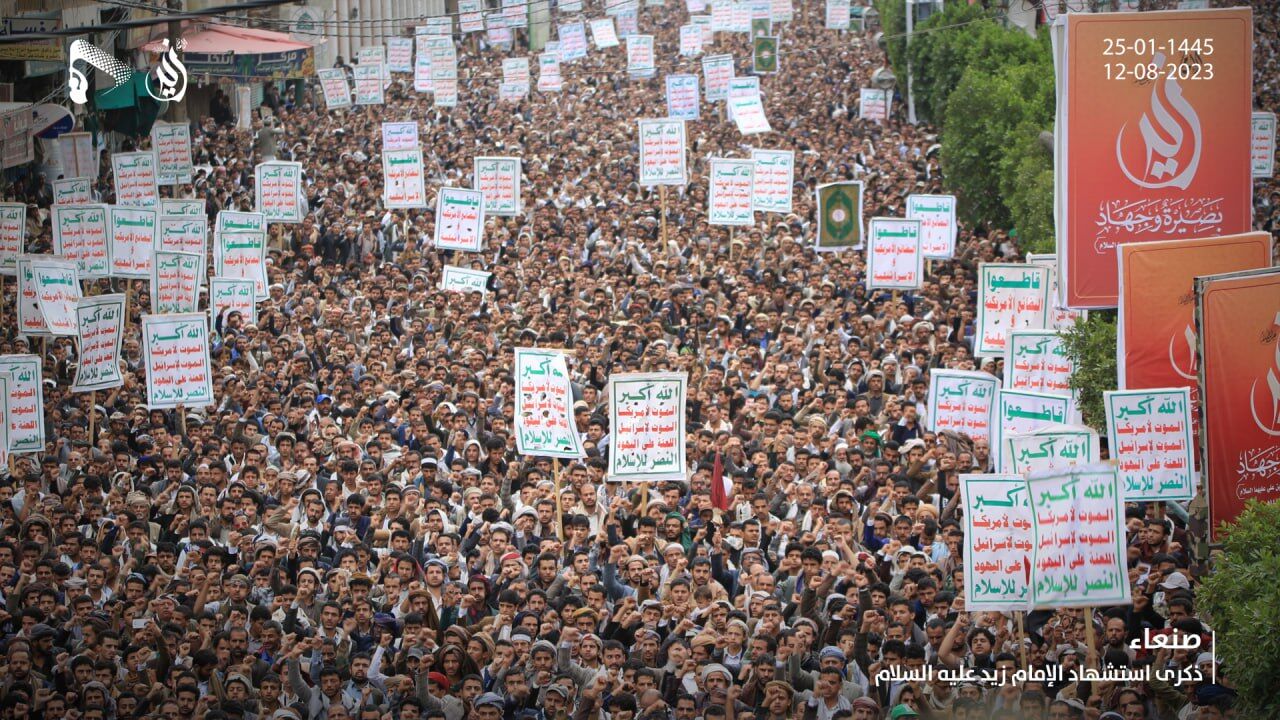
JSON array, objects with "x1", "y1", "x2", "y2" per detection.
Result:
[{"x1": 0, "y1": 0, "x2": 1276, "y2": 717}]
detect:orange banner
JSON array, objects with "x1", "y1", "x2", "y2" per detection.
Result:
[
  {"x1": 1057, "y1": 9, "x2": 1253, "y2": 309},
  {"x1": 1196, "y1": 268, "x2": 1280, "y2": 537},
  {"x1": 1119, "y1": 233, "x2": 1271, "y2": 389}
]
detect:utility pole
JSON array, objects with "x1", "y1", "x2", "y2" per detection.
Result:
[
  {"x1": 167, "y1": 0, "x2": 188, "y2": 122},
  {"x1": 904, "y1": 0, "x2": 916, "y2": 125}
]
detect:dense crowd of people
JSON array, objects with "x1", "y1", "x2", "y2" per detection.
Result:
[{"x1": 0, "y1": 0, "x2": 1271, "y2": 718}]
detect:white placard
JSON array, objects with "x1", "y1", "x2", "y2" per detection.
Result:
[
  {"x1": 750, "y1": 149, "x2": 793, "y2": 214},
  {"x1": 434, "y1": 187, "x2": 485, "y2": 252},
  {"x1": 666, "y1": 75, "x2": 700, "y2": 121},
  {"x1": 108, "y1": 206, "x2": 158, "y2": 279},
  {"x1": 383, "y1": 150, "x2": 428, "y2": 209},
  {"x1": 866, "y1": 217, "x2": 923, "y2": 289},
  {"x1": 142, "y1": 313, "x2": 214, "y2": 409},
  {"x1": 150, "y1": 122, "x2": 193, "y2": 185},
  {"x1": 707, "y1": 157, "x2": 755, "y2": 226},
  {"x1": 906, "y1": 194, "x2": 957, "y2": 260},
  {"x1": 638, "y1": 120, "x2": 688, "y2": 187},
  {"x1": 473, "y1": 157, "x2": 522, "y2": 216},
  {"x1": 111, "y1": 151, "x2": 159, "y2": 207}
]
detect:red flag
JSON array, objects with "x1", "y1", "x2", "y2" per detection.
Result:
[{"x1": 710, "y1": 450, "x2": 732, "y2": 511}]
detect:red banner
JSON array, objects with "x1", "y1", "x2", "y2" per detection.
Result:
[
  {"x1": 1118, "y1": 233, "x2": 1271, "y2": 389},
  {"x1": 1196, "y1": 268, "x2": 1280, "y2": 537},
  {"x1": 1057, "y1": 9, "x2": 1253, "y2": 309}
]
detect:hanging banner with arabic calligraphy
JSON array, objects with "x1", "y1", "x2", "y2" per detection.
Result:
[
  {"x1": 1028, "y1": 464, "x2": 1130, "y2": 608},
  {"x1": 0, "y1": 202, "x2": 25, "y2": 275},
  {"x1": 150, "y1": 123, "x2": 193, "y2": 185},
  {"x1": 515, "y1": 348, "x2": 585, "y2": 459},
  {"x1": 111, "y1": 151, "x2": 159, "y2": 208},
  {"x1": 993, "y1": 389, "x2": 1072, "y2": 473},
  {"x1": 474, "y1": 157, "x2": 522, "y2": 217},
  {"x1": 151, "y1": 251, "x2": 203, "y2": 314},
  {"x1": 211, "y1": 277, "x2": 258, "y2": 327},
  {"x1": 1195, "y1": 267, "x2": 1280, "y2": 537},
  {"x1": 707, "y1": 157, "x2": 755, "y2": 226},
  {"x1": 905, "y1": 194, "x2": 956, "y2": 260},
  {"x1": 866, "y1": 218, "x2": 923, "y2": 290},
  {"x1": 960, "y1": 474, "x2": 1033, "y2": 611},
  {"x1": 53, "y1": 178, "x2": 93, "y2": 205},
  {"x1": 383, "y1": 150, "x2": 428, "y2": 209},
  {"x1": 0, "y1": 354, "x2": 43, "y2": 453},
  {"x1": 750, "y1": 149, "x2": 792, "y2": 214},
  {"x1": 73, "y1": 294, "x2": 126, "y2": 392},
  {"x1": 975, "y1": 263, "x2": 1049, "y2": 356},
  {"x1": 142, "y1": 313, "x2": 214, "y2": 409},
  {"x1": 109, "y1": 206, "x2": 158, "y2": 279},
  {"x1": 1025, "y1": 254, "x2": 1087, "y2": 331},
  {"x1": 1117, "y1": 233, "x2": 1269, "y2": 461},
  {"x1": 255, "y1": 161, "x2": 304, "y2": 224},
  {"x1": 638, "y1": 120, "x2": 687, "y2": 187},
  {"x1": 52, "y1": 204, "x2": 110, "y2": 278},
  {"x1": 440, "y1": 265, "x2": 491, "y2": 295},
  {"x1": 1005, "y1": 424, "x2": 1100, "y2": 477},
  {"x1": 317, "y1": 68, "x2": 351, "y2": 109},
  {"x1": 16, "y1": 257, "x2": 49, "y2": 337},
  {"x1": 608, "y1": 372, "x2": 688, "y2": 482},
  {"x1": 1117, "y1": 234, "x2": 1270, "y2": 391},
  {"x1": 771, "y1": 0, "x2": 793, "y2": 21},
  {"x1": 29, "y1": 257, "x2": 81, "y2": 336},
  {"x1": 1053, "y1": 9, "x2": 1253, "y2": 309},
  {"x1": 926, "y1": 369, "x2": 998, "y2": 447},
  {"x1": 435, "y1": 187, "x2": 485, "y2": 252},
  {"x1": 1105, "y1": 388, "x2": 1195, "y2": 501}
]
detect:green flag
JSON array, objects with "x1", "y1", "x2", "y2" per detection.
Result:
[
  {"x1": 816, "y1": 182, "x2": 863, "y2": 250},
  {"x1": 751, "y1": 18, "x2": 772, "y2": 38},
  {"x1": 753, "y1": 36, "x2": 779, "y2": 74}
]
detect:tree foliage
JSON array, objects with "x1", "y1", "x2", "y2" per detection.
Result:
[
  {"x1": 1199, "y1": 500, "x2": 1280, "y2": 719},
  {"x1": 1059, "y1": 311, "x2": 1117, "y2": 434},
  {"x1": 874, "y1": 0, "x2": 907, "y2": 84},
  {"x1": 999, "y1": 113, "x2": 1056, "y2": 255},
  {"x1": 940, "y1": 60, "x2": 1051, "y2": 229},
  {"x1": 905, "y1": 5, "x2": 1001, "y2": 124}
]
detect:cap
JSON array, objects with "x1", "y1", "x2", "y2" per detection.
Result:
[
  {"x1": 1158, "y1": 571, "x2": 1191, "y2": 590},
  {"x1": 473, "y1": 693, "x2": 505, "y2": 710},
  {"x1": 427, "y1": 671, "x2": 451, "y2": 690},
  {"x1": 889, "y1": 706, "x2": 920, "y2": 719},
  {"x1": 819, "y1": 646, "x2": 846, "y2": 663}
]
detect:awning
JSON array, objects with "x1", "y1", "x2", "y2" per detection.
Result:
[
  {"x1": 141, "y1": 24, "x2": 313, "y2": 55},
  {"x1": 142, "y1": 24, "x2": 316, "y2": 80}
]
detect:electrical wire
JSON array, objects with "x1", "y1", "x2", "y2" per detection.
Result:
[{"x1": 96, "y1": 0, "x2": 1008, "y2": 43}]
